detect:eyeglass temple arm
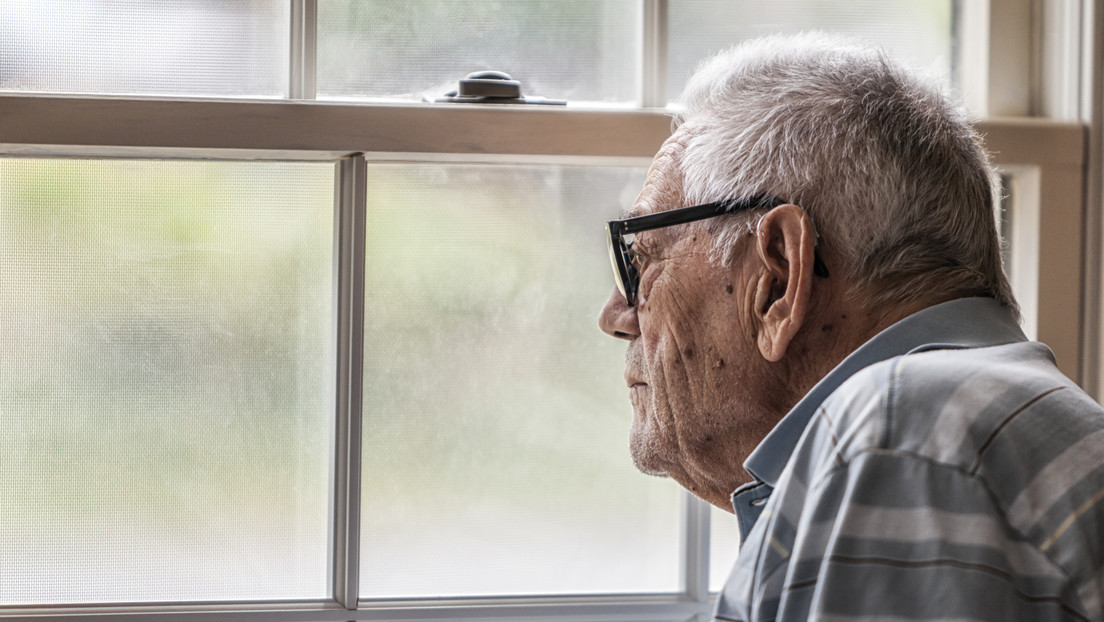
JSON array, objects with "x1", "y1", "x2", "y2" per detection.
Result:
[
  {"x1": 613, "y1": 203, "x2": 730, "y2": 235},
  {"x1": 612, "y1": 196, "x2": 781, "y2": 235}
]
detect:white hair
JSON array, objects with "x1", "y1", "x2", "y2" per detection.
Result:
[{"x1": 674, "y1": 32, "x2": 1017, "y2": 315}]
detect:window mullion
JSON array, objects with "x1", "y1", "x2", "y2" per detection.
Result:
[
  {"x1": 290, "y1": 0, "x2": 318, "y2": 100},
  {"x1": 641, "y1": 0, "x2": 668, "y2": 108},
  {"x1": 332, "y1": 154, "x2": 367, "y2": 608},
  {"x1": 680, "y1": 491, "x2": 711, "y2": 604}
]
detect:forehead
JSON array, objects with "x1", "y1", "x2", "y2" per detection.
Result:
[{"x1": 623, "y1": 129, "x2": 691, "y2": 219}]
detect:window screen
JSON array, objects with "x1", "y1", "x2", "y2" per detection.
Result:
[
  {"x1": 0, "y1": 159, "x2": 333, "y2": 603},
  {"x1": 358, "y1": 164, "x2": 684, "y2": 597},
  {"x1": 0, "y1": 0, "x2": 289, "y2": 97},
  {"x1": 668, "y1": 0, "x2": 954, "y2": 103},
  {"x1": 317, "y1": 0, "x2": 641, "y2": 104},
  {"x1": 709, "y1": 504, "x2": 741, "y2": 593}
]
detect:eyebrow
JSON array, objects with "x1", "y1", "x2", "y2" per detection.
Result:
[
  {"x1": 619, "y1": 206, "x2": 642, "y2": 220},
  {"x1": 621, "y1": 200, "x2": 659, "y2": 220}
]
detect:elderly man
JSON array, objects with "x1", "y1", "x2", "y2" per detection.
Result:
[{"x1": 599, "y1": 34, "x2": 1104, "y2": 621}]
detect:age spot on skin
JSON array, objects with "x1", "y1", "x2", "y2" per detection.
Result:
[
  {"x1": 713, "y1": 358, "x2": 725, "y2": 369},
  {"x1": 683, "y1": 346, "x2": 695, "y2": 359},
  {"x1": 822, "y1": 324, "x2": 833, "y2": 333},
  {"x1": 725, "y1": 284, "x2": 734, "y2": 294}
]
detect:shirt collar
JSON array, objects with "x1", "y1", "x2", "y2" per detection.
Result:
[{"x1": 742, "y1": 297, "x2": 1028, "y2": 487}]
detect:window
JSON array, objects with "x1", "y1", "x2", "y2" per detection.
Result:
[
  {"x1": 316, "y1": 1, "x2": 642, "y2": 104},
  {"x1": 1, "y1": 0, "x2": 290, "y2": 97},
  {"x1": 666, "y1": 0, "x2": 953, "y2": 102},
  {"x1": 1, "y1": 1, "x2": 1094, "y2": 620},
  {"x1": 1, "y1": 160, "x2": 334, "y2": 602},
  {"x1": 357, "y1": 164, "x2": 681, "y2": 598}
]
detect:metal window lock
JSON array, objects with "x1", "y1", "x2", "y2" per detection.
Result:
[{"x1": 427, "y1": 70, "x2": 566, "y2": 105}]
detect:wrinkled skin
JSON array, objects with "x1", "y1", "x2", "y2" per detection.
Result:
[
  {"x1": 598, "y1": 125, "x2": 903, "y2": 511},
  {"x1": 598, "y1": 129, "x2": 799, "y2": 509}
]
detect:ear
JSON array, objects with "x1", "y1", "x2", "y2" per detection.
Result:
[{"x1": 752, "y1": 204, "x2": 817, "y2": 362}]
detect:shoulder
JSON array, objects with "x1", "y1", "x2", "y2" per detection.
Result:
[
  {"x1": 793, "y1": 341, "x2": 1104, "y2": 615},
  {"x1": 795, "y1": 341, "x2": 1104, "y2": 518},
  {"x1": 813, "y1": 341, "x2": 1099, "y2": 472},
  {"x1": 883, "y1": 342, "x2": 1099, "y2": 472}
]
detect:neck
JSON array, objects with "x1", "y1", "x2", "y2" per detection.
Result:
[{"x1": 781, "y1": 289, "x2": 927, "y2": 415}]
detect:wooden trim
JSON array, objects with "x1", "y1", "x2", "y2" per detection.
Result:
[{"x1": 0, "y1": 96, "x2": 672, "y2": 159}]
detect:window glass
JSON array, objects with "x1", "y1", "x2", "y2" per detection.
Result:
[
  {"x1": 359, "y1": 164, "x2": 683, "y2": 597},
  {"x1": 317, "y1": 0, "x2": 641, "y2": 104},
  {"x1": 0, "y1": 159, "x2": 333, "y2": 603},
  {"x1": 998, "y1": 173, "x2": 1015, "y2": 282},
  {"x1": 668, "y1": 0, "x2": 954, "y2": 104},
  {"x1": 996, "y1": 169, "x2": 1040, "y2": 341},
  {"x1": 709, "y1": 504, "x2": 741, "y2": 593},
  {"x1": 0, "y1": 0, "x2": 289, "y2": 97}
]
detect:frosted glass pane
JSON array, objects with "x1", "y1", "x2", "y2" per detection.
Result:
[
  {"x1": 0, "y1": 0, "x2": 288, "y2": 97},
  {"x1": 709, "y1": 504, "x2": 742, "y2": 593},
  {"x1": 360, "y1": 165, "x2": 683, "y2": 597},
  {"x1": 318, "y1": 0, "x2": 640, "y2": 104},
  {"x1": 0, "y1": 159, "x2": 334, "y2": 603},
  {"x1": 668, "y1": 0, "x2": 954, "y2": 104}
]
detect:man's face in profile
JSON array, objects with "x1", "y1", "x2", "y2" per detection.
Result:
[{"x1": 600, "y1": 129, "x2": 786, "y2": 507}]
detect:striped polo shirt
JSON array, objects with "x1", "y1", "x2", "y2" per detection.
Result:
[{"x1": 715, "y1": 297, "x2": 1104, "y2": 621}]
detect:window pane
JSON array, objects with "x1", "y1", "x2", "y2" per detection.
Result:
[
  {"x1": 0, "y1": 0, "x2": 288, "y2": 97},
  {"x1": 709, "y1": 504, "x2": 741, "y2": 593},
  {"x1": 668, "y1": 0, "x2": 954, "y2": 104},
  {"x1": 317, "y1": 0, "x2": 641, "y2": 104},
  {"x1": 997, "y1": 169, "x2": 1040, "y2": 342},
  {"x1": 0, "y1": 159, "x2": 334, "y2": 603},
  {"x1": 360, "y1": 164, "x2": 682, "y2": 597}
]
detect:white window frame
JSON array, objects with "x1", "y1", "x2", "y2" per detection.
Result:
[{"x1": 0, "y1": 1, "x2": 1098, "y2": 620}]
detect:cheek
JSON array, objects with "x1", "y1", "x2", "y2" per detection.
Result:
[
  {"x1": 640, "y1": 293, "x2": 731, "y2": 382},
  {"x1": 643, "y1": 302, "x2": 757, "y2": 418},
  {"x1": 638, "y1": 313, "x2": 714, "y2": 421},
  {"x1": 636, "y1": 256, "x2": 756, "y2": 413}
]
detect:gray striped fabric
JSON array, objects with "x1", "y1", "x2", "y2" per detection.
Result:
[{"x1": 715, "y1": 299, "x2": 1104, "y2": 622}]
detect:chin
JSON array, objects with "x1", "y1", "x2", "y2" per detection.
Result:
[
  {"x1": 628, "y1": 423, "x2": 677, "y2": 477},
  {"x1": 630, "y1": 451, "x2": 672, "y2": 478}
]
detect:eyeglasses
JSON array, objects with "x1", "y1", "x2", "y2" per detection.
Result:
[{"x1": 605, "y1": 196, "x2": 828, "y2": 306}]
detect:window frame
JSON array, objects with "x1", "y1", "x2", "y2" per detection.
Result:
[{"x1": 0, "y1": 1, "x2": 1097, "y2": 620}]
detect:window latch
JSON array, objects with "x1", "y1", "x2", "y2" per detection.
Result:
[{"x1": 427, "y1": 70, "x2": 566, "y2": 106}]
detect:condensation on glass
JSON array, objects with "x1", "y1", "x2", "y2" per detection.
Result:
[
  {"x1": 317, "y1": 0, "x2": 641, "y2": 104},
  {"x1": 0, "y1": 0, "x2": 289, "y2": 97},
  {"x1": 358, "y1": 164, "x2": 683, "y2": 597},
  {"x1": 0, "y1": 159, "x2": 334, "y2": 603},
  {"x1": 667, "y1": 0, "x2": 954, "y2": 103}
]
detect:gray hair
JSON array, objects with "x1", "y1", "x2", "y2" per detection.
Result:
[{"x1": 674, "y1": 32, "x2": 1018, "y2": 315}]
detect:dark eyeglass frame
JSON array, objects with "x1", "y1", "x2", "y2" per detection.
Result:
[{"x1": 605, "y1": 195, "x2": 828, "y2": 306}]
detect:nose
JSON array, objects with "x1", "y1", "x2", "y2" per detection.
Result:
[{"x1": 598, "y1": 288, "x2": 639, "y2": 341}]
